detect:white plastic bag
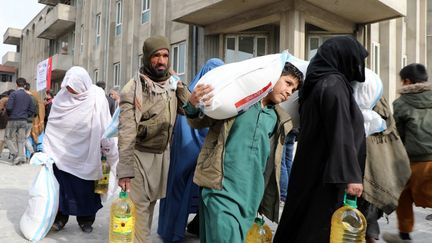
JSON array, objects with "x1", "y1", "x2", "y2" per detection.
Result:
[
  {"x1": 196, "y1": 51, "x2": 290, "y2": 119},
  {"x1": 102, "y1": 107, "x2": 120, "y2": 139},
  {"x1": 352, "y1": 68, "x2": 387, "y2": 136},
  {"x1": 20, "y1": 152, "x2": 59, "y2": 242}
]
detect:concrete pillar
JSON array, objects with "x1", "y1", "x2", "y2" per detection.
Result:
[
  {"x1": 379, "y1": 19, "x2": 398, "y2": 104},
  {"x1": 395, "y1": 17, "x2": 407, "y2": 92},
  {"x1": 279, "y1": 9, "x2": 305, "y2": 59},
  {"x1": 406, "y1": 0, "x2": 427, "y2": 64},
  {"x1": 427, "y1": 0, "x2": 432, "y2": 77}
]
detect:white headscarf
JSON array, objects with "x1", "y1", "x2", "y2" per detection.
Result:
[{"x1": 43, "y1": 66, "x2": 113, "y2": 180}]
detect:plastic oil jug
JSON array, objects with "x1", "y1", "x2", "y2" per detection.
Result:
[
  {"x1": 110, "y1": 191, "x2": 136, "y2": 243},
  {"x1": 330, "y1": 193, "x2": 367, "y2": 243},
  {"x1": 245, "y1": 217, "x2": 272, "y2": 243},
  {"x1": 95, "y1": 155, "x2": 110, "y2": 194}
]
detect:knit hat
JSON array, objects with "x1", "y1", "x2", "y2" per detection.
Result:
[{"x1": 143, "y1": 35, "x2": 170, "y2": 61}]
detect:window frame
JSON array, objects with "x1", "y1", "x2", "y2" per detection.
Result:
[
  {"x1": 94, "y1": 69, "x2": 99, "y2": 83},
  {"x1": 171, "y1": 41, "x2": 186, "y2": 80},
  {"x1": 113, "y1": 62, "x2": 121, "y2": 87},
  {"x1": 95, "y1": 13, "x2": 101, "y2": 45},
  {"x1": 115, "y1": 0, "x2": 122, "y2": 36},
  {"x1": 141, "y1": 0, "x2": 150, "y2": 24},
  {"x1": 371, "y1": 41, "x2": 380, "y2": 76},
  {"x1": 224, "y1": 34, "x2": 268, "y2": 63}
]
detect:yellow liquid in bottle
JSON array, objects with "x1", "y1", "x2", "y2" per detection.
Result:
[
  {"x1": 245, "y1": 217, "x2": 272, "y2": 243},
  {"x1": 330, "y1": 205, "x2": 367, "y2": 243},
  {"x1": 95, "y1": 156, "x2": 110, "y2": 194},
  {"x1": 110, "y1": 191, "x2": 136, "y2": 243}
]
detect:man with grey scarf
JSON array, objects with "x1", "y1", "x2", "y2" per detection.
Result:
[{"x1": 116, "y1": 36, "x2": 190, "y2": 242}]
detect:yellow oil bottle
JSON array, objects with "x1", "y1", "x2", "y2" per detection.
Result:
[
  {"x1": 94, "y1": 155, "x2": 110, "y2": 194},
  {"x1": 110, "y1": 191, "x2": 136, "y2": 243},
  {"x1": 245, "y1": 217, "x2": 272, "y2": 243},
  {"x1": 330, "y1": 193, "x2": 367, "y2": 243}
]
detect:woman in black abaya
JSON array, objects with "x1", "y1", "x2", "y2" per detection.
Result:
[{"x1": 274, "y1": 36, "x2": 368, "y2": 243}]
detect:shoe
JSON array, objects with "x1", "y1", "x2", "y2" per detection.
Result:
[
  {"x1": 186, "y1": 214, "x2": 199, "y2": 236},
  {"x1": 51, "y1": 220, "x2": 66, "y2": 231},
  {"x1": 382, "y1": 232, "x2": 412, "y2": 243},
  {"x1": 426, "y1": 214, "x2": 432, "y2": 221},
  {"x1": 79, "y1": 223, "x2": 93, "y2": 233}
]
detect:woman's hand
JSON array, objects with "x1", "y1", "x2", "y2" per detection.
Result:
[
  {"x1": 346, "y1": 183, "x2": 363, "y2": 197},
  {"x1": 189, "y1": 84, "x2": 214, "y2": 107}
]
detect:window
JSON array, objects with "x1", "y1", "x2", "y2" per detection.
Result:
[
  {"x1": 172, "y1": 42, "x2": 186, "y2": 81},
  {"x1": 371, "y1": 42, "x2": 380, "y2": 75},
  {"x1": 113, "y1": 62, "x2": 121, "y2": 87},
  {"x1": 224, "y1": 35, "x2": 267, "y2": 63},
  {"x1": 141, "y1": 0, "x2": 150, "y2": 24},
  {"x1": 307, "y1": 35, "x2": 343, "y2": 60},
  {"x1": 115, "y1": 0, "x2": 122, "y2": 36},
  {"x1": 80, "y1": 24, "x2": 84, "y2": 53},
  {"x1": 94, "y1": 69, "x2": 99, "y2": 83},
  {"x1": 96, "y1": 13, "x2": 101, "y2": 46}
]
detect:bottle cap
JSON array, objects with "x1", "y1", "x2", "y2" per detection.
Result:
[
  {"x1": 119, "y1": 191, "x2": 128, "y2": 199},
  {"x1": 254, "y1": 217, "x2": 265, "y2": 226},
  {"x1": 343, "y1": 192, "x2": 357, "y2": 208}
]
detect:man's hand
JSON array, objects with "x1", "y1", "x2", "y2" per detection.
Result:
[
  {"x1": 346, "y1": 183, "x2": 363, "y2": 197},
  {"x1": 118, "y1": 177, "x2": 132, "y2": 192},
  {"x1": 189, "y1": 84, "x2": 214, "y2": 107}
]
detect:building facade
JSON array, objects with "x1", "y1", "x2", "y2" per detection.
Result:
[{"x1": 1, "y1": 0, "x2": 430, "y2": 105}]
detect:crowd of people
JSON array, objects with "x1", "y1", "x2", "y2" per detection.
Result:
[{"x1": 5, "y1": 34, "x2": 432, "y2": 243}]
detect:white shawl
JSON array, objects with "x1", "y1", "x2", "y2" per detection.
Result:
[{"x1": 43, "y1": 66, "x2": 117, "y2": 180}]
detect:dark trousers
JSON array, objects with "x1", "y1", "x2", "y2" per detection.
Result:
[{"x1": 55, "y1": 210, "x2": 96, "y2": 226}]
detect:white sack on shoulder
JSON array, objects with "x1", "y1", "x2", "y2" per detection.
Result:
[
  {"x1": 352, "y1": 68, "x2": 387, "y2": 136},
  {"x1": 20, "y1": 152, "x2": 59, "y2": 242},
  {"x1": 196, "y1": 51, "x2": 290, "y2": 119}
]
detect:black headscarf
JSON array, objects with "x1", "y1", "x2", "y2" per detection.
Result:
[{"x1": 300, "y1": 36, "x2": 368, "y2": 103}]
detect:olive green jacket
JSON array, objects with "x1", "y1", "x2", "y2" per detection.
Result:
[
  {"x1": 187, "y1": 105, "x2": 293, "y2": 222},
  {"x1": 117, "y1": 73, "x2": 190, "y2": 179}
]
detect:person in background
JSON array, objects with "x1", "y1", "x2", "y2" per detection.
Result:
[
  {"x1": 157, "y1": 58, "x2": 224, "y2": 242},
  {"x1": 96, "y1": 81, "x2": 116, "y2": 116},
  {"x1": 382, "y1": 63, "x2": 432, "y2": 243},
  {"x1": 5, "y1": 78, "x2": 35, "y2": 165},
  {"x1": 23, "y1": 83, "x2": 37, "y2": 160},
  {"x1": 185, "y1": 62, "x2": 303, "y2": 243},
  {"x1": 274, "y1": 36, "x2": 368, "y2": 242},
  {"x1": 0, "y1": 90, "x2": 14, "y2": 157},
  {"x1": 279, "y1": 129, "x2": 297, "y2": 206},
  {"x1": 109, "y1": 87, "x2": 120, "y2": 109},
  {"x1": 44, "y1": 90, "x2": 53, "y2": 129},
  {"x1": 117, "y1": 35, "x2": 190, "y2": 242}
]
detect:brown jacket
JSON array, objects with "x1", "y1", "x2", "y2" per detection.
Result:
[
  {"x1": 117, "y1": 73, "x2": 189, "y2": 179},
  {"x1": 187, "y1": 105, "x2": 292, "y2": 222}
]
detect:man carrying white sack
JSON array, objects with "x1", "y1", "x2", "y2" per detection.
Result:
[{"x1": 183, "y1": 62, "x2": 303, "y2": 242}]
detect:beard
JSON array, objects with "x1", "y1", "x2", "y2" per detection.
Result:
[{"x1": 152, "y1": 64, "x2": 168, "y2": 78}]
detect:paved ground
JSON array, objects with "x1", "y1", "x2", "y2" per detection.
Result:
[{"x1": 0, "y1": 156, "x2": 431, "y2": 242}]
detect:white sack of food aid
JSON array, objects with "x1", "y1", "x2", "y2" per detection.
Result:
[
  {"x1": 197, "y1": 51, "x2": 294, "y2": 120},
  {"x1": 352, "y1": 68, "x2": 387, "y2": 136},
  {"x1": 20, "y1": 152, "x2": 59, "y2": 242},
  {"x1": 279, "y1": 91, "x2": 300, "y2": 129}
]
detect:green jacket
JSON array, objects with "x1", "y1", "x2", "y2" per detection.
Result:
[
  {"x1": 393, "y1": 82, "x2": 432, "y2": 162},
  {"x1": 187, "y1": 105, "x2": 292, "y2": 222}
]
